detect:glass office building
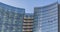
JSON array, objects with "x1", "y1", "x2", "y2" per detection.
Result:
[
  {"x1": 0, "y1": 2, "x2": 25, "y2": 32},
  {"x1": 33, "y1": 2, "x2": 58, "y2": 32},
  {"x1": 58, "y1": 4, "x2": 60, "y2": 32}
]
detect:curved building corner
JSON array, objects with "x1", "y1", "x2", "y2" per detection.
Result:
[
  {"x1": 0, "y1": 2, "x2": 25, "y2": 32},
  {"x1": 33, "y1": 2, "x2": 58, "y2": 32}
]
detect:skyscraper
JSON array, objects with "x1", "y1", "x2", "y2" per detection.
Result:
[
  {"x1": 33, "y1": 2, "x2": 58, "y2": 32},
  {"x1": 0, "y1": 2, "x2": 25, "y2": 32},
  {"x1": 23, "y1": 13, "x2": 33, "y2": 32},
  {"x1": 58, "y1": 4, "x2": 60, "y2": 32}
]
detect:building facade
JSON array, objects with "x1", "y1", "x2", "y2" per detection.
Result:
[
  {"x1": 0, "y1": 2, "x2": 25, "y2": 32},
  {"x1": 23, "y1": 13, "x2": 33, "y2": 32},
  {"x1": 33, "y1": 2, "x2": 58, "y2": 32},
  {"x1": 58, "y1": 4, "x2": 60, "y2": 32}
]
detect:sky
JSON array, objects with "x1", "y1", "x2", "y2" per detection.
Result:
[{"x1": 0, "y1": 0, "x2": 59, "y2": 13}]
